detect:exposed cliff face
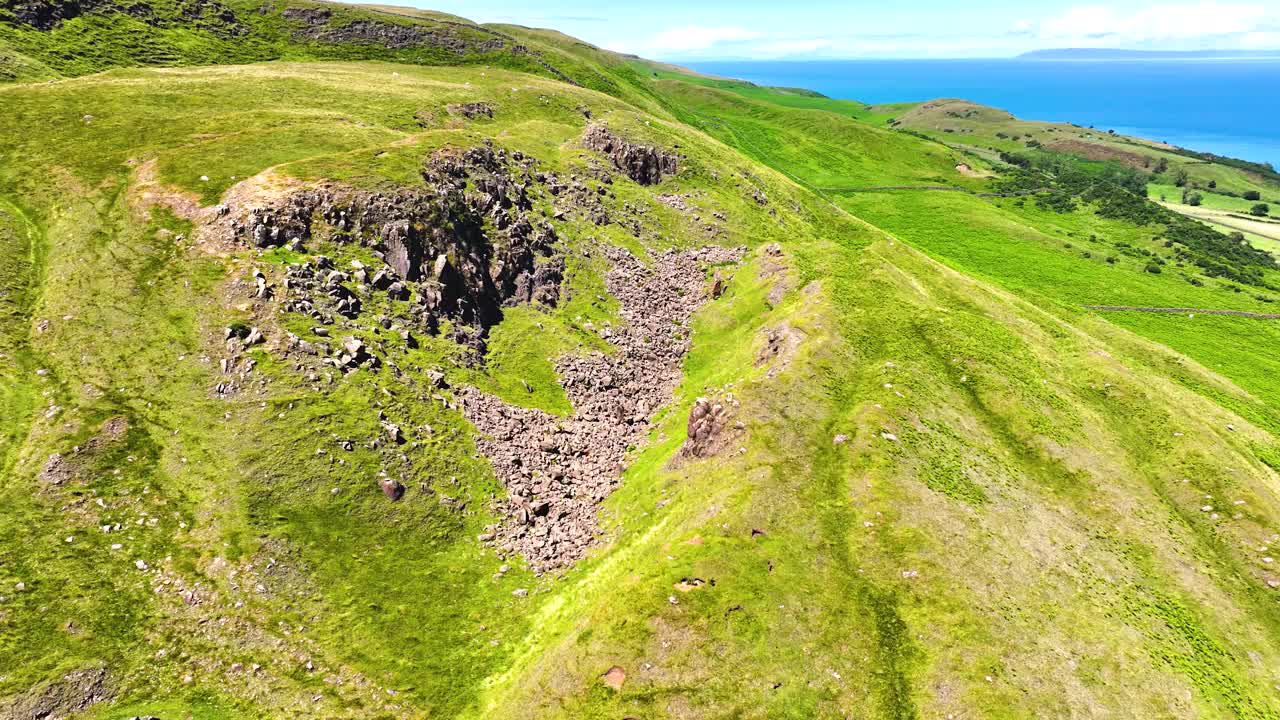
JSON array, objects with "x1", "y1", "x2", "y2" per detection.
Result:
[
  {"x1": 581, "y1": 124, "x2": 680, "y2": 186},
  {"x1": 282, "y1": 7, "x2": 504, "y2": 53},
  {"x1": 230, "y1": 144, "x2": 563, "y2": 348},
  {"x1": 2, "y1": 0, "x2": 98, "y2": 29},
  {"x1": 3, "y1": 0, "x2": 244, "y2": 34}
]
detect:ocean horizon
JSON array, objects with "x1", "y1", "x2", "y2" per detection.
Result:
[{"x1": 684, "y1": 59, "x2": 1280, "y2": 169}]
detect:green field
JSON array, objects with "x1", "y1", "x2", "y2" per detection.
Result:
[
  {"x1": 4, "y1": 2, "x2": 1280, "y2": 719},
  {"x1": 1150, "y1": 183, "x2": 1279, "y2": 214}
]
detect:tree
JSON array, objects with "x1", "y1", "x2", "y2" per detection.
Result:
[
  {"x1": 1244, "y1": 190, "x2": 1262, "y2": 201},
  {"x1": 1154, "y1": 157, "x2": 1169, "y2": 174},
  {"x1": 1208, "y1": 180, "x2": 1217, "y2": 189},
  {"x1": 1252, "y1": 203, "x2": 1271, "y2": 217},
  {"x1": 1173, "y1": 168, "x2": 1189, "y2": 187},
  {"x1": 1186, "y1": 192, "x2": 1203, "y2": 206}
]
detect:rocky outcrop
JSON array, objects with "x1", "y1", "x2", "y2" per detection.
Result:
[
  {"x1": 463, "y1": 245, "x2": 743, "y2": 571},
  {"x1": 436, "y1": 19, "x2": 581, "y2": 86},
  {"x1": 3, "y1": 0, "x2": 100, "y2": 29},
  {"x1": 219, "y1": 140, "x2": 737, "y2": 570},
  {"x1": 283, "y1": 8, "x2": 504, "y2": 53},
  {"x1": 581, "y1": 124, "x2": 679, "y2": 186},
  {"x1": 447, "y1": 102, "x2": 494, "y2": 120},
  {"x1": 681, "y1": 396, "x2": 735, "y2": 459},
  {"x1": 230, "y1": 144, "x2": 564, "y2": 349},
  {"x1": 5, "y1": 0, "x2": 244, "y2": 35}
]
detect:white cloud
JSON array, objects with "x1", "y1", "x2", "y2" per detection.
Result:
[
  {"x1": 644, "y1": 25, "x2": 763, "y2": 54},
  {"x1": 1237, "y1": 30, "x2": 1280, "y2": 47},
  {"x1": 1035, "y1": 3, "x2": 1271, "y2": 43},
  {"x1": 607, "y1": 3, "x2": 1280, "y2": 60},
  {"x1": 751, "y1": 38, "x2": 837, "y2": 56}
]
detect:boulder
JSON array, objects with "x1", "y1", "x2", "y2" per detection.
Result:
[{"x1": 379, "y1": 478, "x2": 406, "y2": 501}]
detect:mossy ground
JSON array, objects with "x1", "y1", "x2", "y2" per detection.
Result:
[{"x1": 2, "y1": 5, "x2": 1280, "y2": 718}]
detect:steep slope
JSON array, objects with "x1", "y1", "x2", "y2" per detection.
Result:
[{"x1": 2, "y1": 4, "x2": 1280, "y2": 720}]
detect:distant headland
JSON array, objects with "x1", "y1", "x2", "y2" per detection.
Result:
[{"x1": 1019, "y1": 48, "x2": 1280, "y2": 60}]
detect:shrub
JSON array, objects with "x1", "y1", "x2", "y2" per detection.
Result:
[
  {"x1": 1244, "y1": 190, "x2": 1262, "y2": 201},
  {"x1": 1208, "y1": 180, "x2": 1217, "y2": 188},
  {"x1": 1251, "y1": 203, "x2": 1270, "y2": 217},
  {"x1": 1186, "y1": 192, "x2": 1203, "y2": 207},
  {"x1": 1145, "y1": 264, "x2": 1162, "y2": 274}
]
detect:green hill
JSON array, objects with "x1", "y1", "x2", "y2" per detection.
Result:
[{"x1": 3, "y1": 3, "x2": 1280, "y2": 719}]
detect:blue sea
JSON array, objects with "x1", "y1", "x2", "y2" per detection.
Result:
[{"x1": 685, "y1": 60, "x2": 1280, "y2": 169}]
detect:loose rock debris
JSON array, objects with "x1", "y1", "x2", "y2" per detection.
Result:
[{"x1": 463, "y1": 244, "x2": 742, "y2": 571}]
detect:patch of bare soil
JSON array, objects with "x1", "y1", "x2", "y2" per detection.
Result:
[
  {"x1": 1044, "y1": 140, "x2": 1153, "y2": 171},
  {"x1": 755, "y1": 323, "x2": 805, "y2": 377},
  {"x1": 757, "y1": 243, "x2": 795, "y2": 307},
  {"x1": 127, "y1": 158, "x2": 210, "y2": 223},
  {"x1": 0, "y1": 666, "x2": 112, "y2": 720},
  {"x1": 37, "y1": 416, "x2": 130, "y2": 487}
]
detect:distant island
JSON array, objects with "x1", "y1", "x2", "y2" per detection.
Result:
[{"x1": 1020, "y1": 48, "x2": 1280, "y2": 60}]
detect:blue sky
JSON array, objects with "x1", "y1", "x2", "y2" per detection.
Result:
[{"x1": 351, "y1": 0, "x2": 1280, "y2": 58}]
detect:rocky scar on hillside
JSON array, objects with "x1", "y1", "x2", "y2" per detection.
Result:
[
  {"x1": 227, "y1": 144, "x2": 563, "y2": 351},
  {"x1": 463, "y1": 244, "x2": 742, "y2": 571},
  {"x1": 278, "y1": 7, "x2": 580, "y2": 86},
  {"x1": 0, "y1": 665, "x2": 112, "y2": 720},
  {"x1": 582, "y1": 123, "x2": 679, "y2": 186},
  {"x1": 215, "y1": 135, "x2": 735, "y2": 571},
  {"x1": 282, "y1": 7, "x2": 503, "y2": 53},
  {"x1": 4, "y1": 0, "x2": 245, "y2": 35}
]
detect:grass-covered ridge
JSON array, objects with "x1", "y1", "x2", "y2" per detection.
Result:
[{"x1": 3, "y1": 3, "x2": 1280, "y2": 718}]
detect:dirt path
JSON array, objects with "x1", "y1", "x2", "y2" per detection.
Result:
[{"x1": 1086, "y1": 305, "x2": 1280, "y2": 320}]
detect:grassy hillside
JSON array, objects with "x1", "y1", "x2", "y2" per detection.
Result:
[
  {"x1": 640, "y1": 77, "x2": 1280, "y2": 419},
  {"x1": 3, "y1": 3, "x2": 1280, "y2": 719},
  {"x1": 650, "y1": 79, "x2": 986, "y2": 191},
  {"x1": 889, "y1": 97, "x2": 1280, "y2": 257}
]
